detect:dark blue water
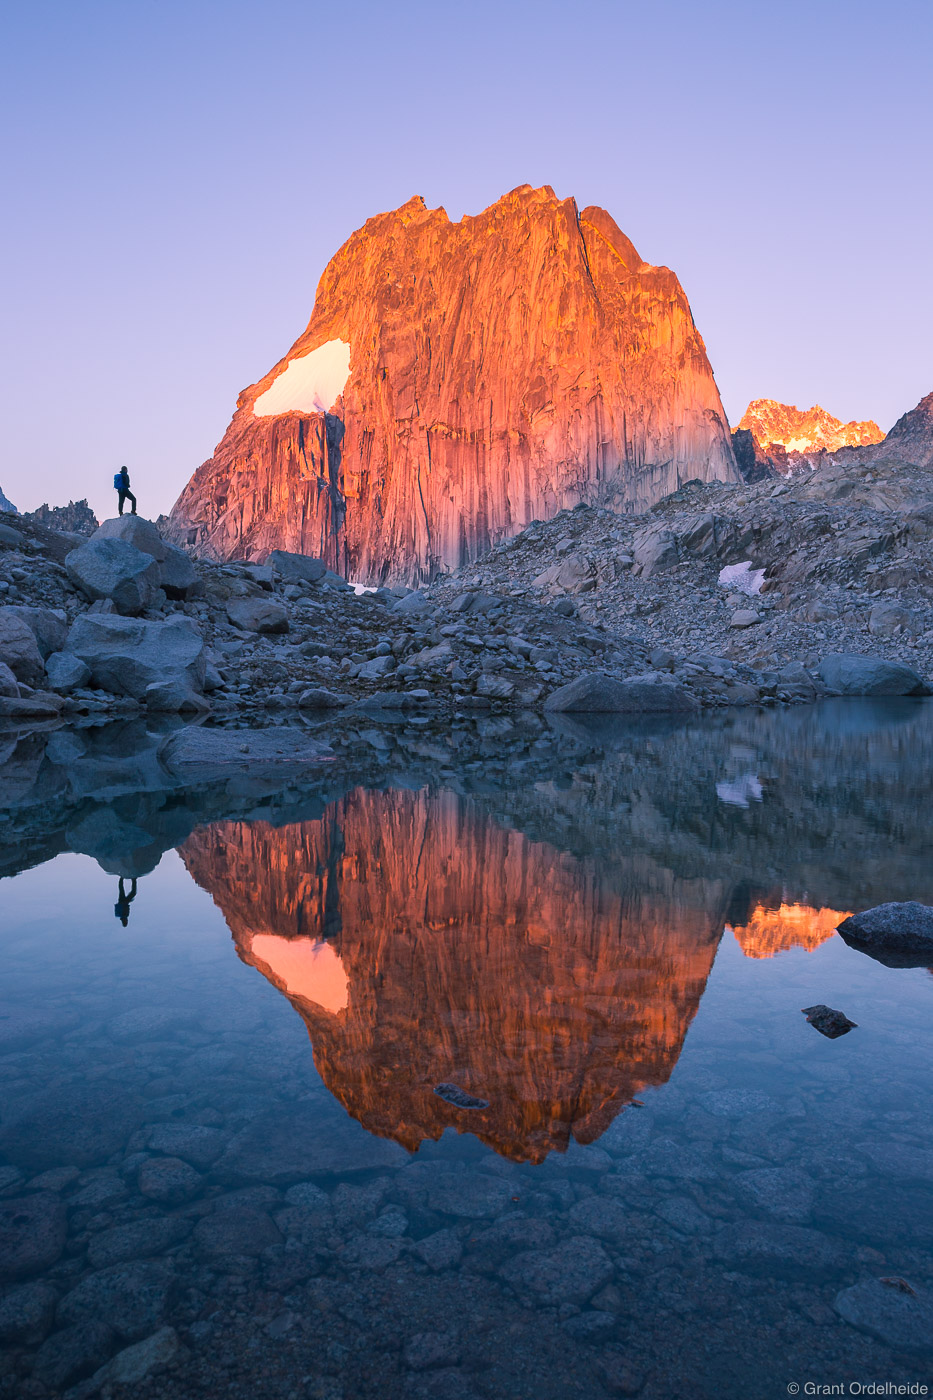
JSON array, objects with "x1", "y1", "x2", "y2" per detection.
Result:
[{"x1": 1, "y1": 701, "x2": 931, "y2": 1399}]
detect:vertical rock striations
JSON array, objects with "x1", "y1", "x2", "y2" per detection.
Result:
[
  {"x1": 179, "y1": 788, "x2": 723, "y2": 1162},
  {"x1": 167, "y1": 185, "x2": 738, "y2": 584}
]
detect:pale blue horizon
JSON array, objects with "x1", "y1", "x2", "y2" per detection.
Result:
[{"x1": 1, "y1": 0, "x2": 931, "y2": 523}]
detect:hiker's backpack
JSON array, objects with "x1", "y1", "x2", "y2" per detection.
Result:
[{"x1": 113, "y1": 472, "x2": 124, "y2": 490}]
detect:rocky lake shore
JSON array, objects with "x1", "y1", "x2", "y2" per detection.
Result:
[{"x1": 1, "y1": 443, "x2": 932, "y2": 738}]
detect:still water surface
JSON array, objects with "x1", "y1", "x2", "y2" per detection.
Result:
[{"x1": 1, "y1": 702, "x2": 932, "y2": 1399}]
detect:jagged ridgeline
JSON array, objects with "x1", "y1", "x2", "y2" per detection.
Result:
[{"x1": 166, "y1": 186, "x2": 739, "y2": 584}]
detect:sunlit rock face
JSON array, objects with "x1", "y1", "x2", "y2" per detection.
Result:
[
  {"x1": 166, "y1": 185, "x2": 738, "y2": 584},
  {"x1": 735, "y1": 399, "x2": 884, "y2": 477},
  {"x1": 729, "y1": 902, "x2": 850, "y2": 959},
  {"x1": 178, "y1": 788, "x2": 724, "y2": 1162}
]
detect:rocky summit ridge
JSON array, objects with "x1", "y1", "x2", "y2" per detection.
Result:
[
  {"x1": 738, "y1": 399, "x2": 884, "y2": 456},
  {"x1": 733, "y1": 399, "x2": 885, "y2": 479},
  {"x1": 166, "y1": 185, "x2": 738, "y2": 584}
]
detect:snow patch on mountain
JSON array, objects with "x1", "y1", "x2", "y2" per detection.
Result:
[{"x1": 253, "y1": 339, "x2": 351, "y2": 417}]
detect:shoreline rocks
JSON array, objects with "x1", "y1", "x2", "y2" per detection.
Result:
[
  {"x1": 837, "y1": 902, "x2": 933, "y2": 956},
  {"x1": 3, "y1": 435, "x2": 933, "y2": 732}
]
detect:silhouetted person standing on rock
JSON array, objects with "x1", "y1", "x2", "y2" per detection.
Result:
[
  {"x1": 114, "y1": 877, "x2": 137, "y2": 927},
  {"x1": 114, "y1": 465, "x2": 137, "y2": 516}
]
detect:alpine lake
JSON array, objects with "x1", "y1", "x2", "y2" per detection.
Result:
[{"x1": 1, "y1": 698, "x2": 931, "y2": 1400}]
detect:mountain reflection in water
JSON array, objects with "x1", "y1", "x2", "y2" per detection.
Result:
[{"x1": 179, "y1": 788, "x2": 726, "y2": 1162}]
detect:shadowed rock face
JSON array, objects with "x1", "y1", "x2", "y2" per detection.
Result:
[
  {"x1": 179, "y1": 788, "x2": 724, "y2": 1162},
  {"x1": 166, "y1": 185, "x2": 738, "y2": 584}
]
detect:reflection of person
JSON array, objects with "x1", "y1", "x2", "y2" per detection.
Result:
[{"x1": 114, "y1": 877, "x2": 138, "y2": 927}]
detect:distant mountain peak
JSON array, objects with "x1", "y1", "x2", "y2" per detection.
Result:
[{"x1": 737, "y1": 399, "x2": 884, "y2": 456}]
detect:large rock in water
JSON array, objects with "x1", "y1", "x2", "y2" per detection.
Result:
[
  {"x1": 837, "y1": 902, "x2": 933, "y2": 966},
  {"x1": 818, "y1": 653, "x2": 929, "y2": 696},
  {"x1": 544, "y1": 672, "x2": 698, "y2": 713},
  {"x1": 166, "y1": 185, "x2": 738, "y2": 584},
  {"x1": 64, "y1": 615, "x2": 207, "y2": 699}
]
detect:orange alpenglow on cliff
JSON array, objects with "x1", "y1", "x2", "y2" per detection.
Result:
[
  {"x1": 737, "y1": 400, "x2": 884, "y2": 457},
  {"x1": 166, "y1": 185, "x2": 739, "y2": 584},
  {"x1": 178, "y1": 789, "x2": 723, "y2": 1163}
]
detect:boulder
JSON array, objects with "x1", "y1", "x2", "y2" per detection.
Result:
[
  {"x1": 677, "y1": 513, "x2": 736, "y2": 557},
  {"x1": 297, "y1": 688, "x2": 347, "y2": 709},
  {"x1": 544, "y1": 671, "x2": 698, "y2": 713},
  {"x1": 531, "y1": 555, "x2": 596, "y2": 593},
  {"x1": 632, "y1": 527, "x2": 679, "y2": 576},
  {"x1": 837, "y1": 902, "x2": 933, "y2": 957},
  {"x1": 2, "y1": 605, "x2": 67, "y2": 658},
  {"x1": 475, "y1": 674, "x2": 515, "y2": 699},
  {"x1": 0, "y1": 523, "x2": 24, "y2": 547},
  {"x1": 730, "y1": 609, "x2": 762, "y2": 629},
  {"x1": 65, "y1": 539, "x2": 162, "y2": 616},
  {"x1": 0, "y1": 608, "x2": 45, "y2": 685},
  {"x1": 776, "y1": 661, "x2": 816, "y2": 700},
  {"x1": 158, "y1": 543, "x2": 201, "y2": 600},
  {"x1": 818, "y1": 653, "x2": 929, "y2": 696},
  {"x1": 266, "y1": 549, "x2": 326, "y2": 584},
  {"x1": 392, "y1": 590, "x2": 431, "y2": 616},
  {"x1": 0, "y1": 660, "x2": 18, "y2": 697},
  {"x1": 144, "y1": 679, "x2": 211, "y2": 713},
  {"x1": 357, "y1": 654, "x2": 396, "y2": 680},
  {"x1": 225, "y1": 596, "x2": 289, "y2": 634},
  {"x1": 868, "y1": 601, "x2": 921, "y2": 638},
  {"x1": 93, "y1": 515, "x2": 167, "y2": 561},
  {"x1": 0, "y1": 693, "x2": 63, "y2": 719},
  {"x1": 45, "y1": 651, "x2": 91, "y2": 692},
  {"x1": 65, "y1": 614, "x2": 207, "y2": 699}
]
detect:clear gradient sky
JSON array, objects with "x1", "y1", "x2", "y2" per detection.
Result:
[{"x1": 2, "y1": 0, "x2": 931, "y2": 523}]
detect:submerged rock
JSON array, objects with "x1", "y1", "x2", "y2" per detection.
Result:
[
  {"x1": 0, "y1": 1194, "x2": 66, "y2": 1281},
  {"x1": 56, "y1": 1261, "x2": 175, "y2": 1341},
  {"x1": 834, "y1": 1276, "x2": 933, "y2": 1352},
  {"x1": 499, "y1": 1235, "x2": 614, "y2": 1304},
  {"x1": 434, "y1": 1083, "x2": 489, "y2": 1110},
  {"x1": 0, "y1": 1280, "x2": 59, "y2": 1345},
  {"x1": 91, "y1": 1324, "x2": 180, "y2": 1388},
  {"x1": 32, "y1": 1319, "x2": 116, "y2": 1389},
  {"x1": 801, "y1": 1004, "x2": 858, "y2": 1038}
]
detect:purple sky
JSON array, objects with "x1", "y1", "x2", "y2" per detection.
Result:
[{"x1": 2, "y1": 0, "x2": 931, "y2": 523}]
